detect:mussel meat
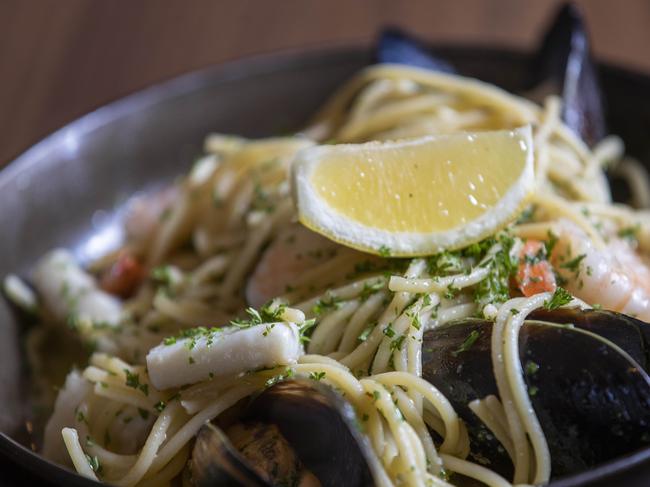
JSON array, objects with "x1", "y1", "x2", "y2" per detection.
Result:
[
  {"x1": 191, "y1": 379, "x2": 381, "y2": 487},
  {"x1": 422, "y1": 308, "x2": 650, "y2": 479}
]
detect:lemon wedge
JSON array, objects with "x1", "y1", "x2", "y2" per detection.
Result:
[{"x1": 292, "y1": 126, "x2": 534, "y2": 256}]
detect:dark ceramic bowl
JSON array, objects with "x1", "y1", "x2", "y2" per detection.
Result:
[{"x1": 1, "y1": 46, "x2": 650, "y2": 487}]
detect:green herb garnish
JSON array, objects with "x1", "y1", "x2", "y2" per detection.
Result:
[
  {"x1": 543, "y1": 287, "x2": 573, "y2": 310},
  {"x1": 309, "y1": 371, "x2": 326, "y2": 381},
  {"x1": 451, "y1": 330, "x2": 480, "y2": 357}
]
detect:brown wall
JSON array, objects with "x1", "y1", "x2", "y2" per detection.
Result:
[{"x1": 1, "y1": 0, "x2": 649, "y2": 165}]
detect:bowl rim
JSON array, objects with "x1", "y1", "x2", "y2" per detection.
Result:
[{"x1": 1, "y1": 44, "x2": 650, "y2": 486}]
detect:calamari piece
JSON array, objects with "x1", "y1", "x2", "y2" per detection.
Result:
[
  {"x1": 42, "y1": 370, "x2": 91, "y2": 465},
  {"x1": 146, "y1": 322, "x2": 302, "y2": 390},
  {"x1": 33, "y1": 249, "x2": 122, "y2": 326}
]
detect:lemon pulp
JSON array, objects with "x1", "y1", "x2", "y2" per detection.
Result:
[{"x1": 310, "y1": 131, "x2": 530, "y2": 233}]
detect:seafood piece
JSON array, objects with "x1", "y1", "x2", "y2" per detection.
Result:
[
  {"x1": 376, "y1": 28, "x2": 455, "y2": 73},
  {"x1": 193, "y1": 422, "x2": 312, "y2": 487},
  {"x1": 375, "y1": 4, "x2": 607, "y2": 146},
  {"x1": 246, "y1": 223, "x2": 365, "y2": 307},
  {"x1": 549, "y1": 219, "x2": 650, "y2": 321},
  {"x1": 192, "y1": 379, "x2": 380, "y2": 487},
  {"x1": 529, "y1": 307, "x2": 650, "y2": 370},
  {"x1": 146, "y1": 322, "x2": 302, "y2": 390},
  {"x1": 529, "y1": 3, "x2": 606, "y2": 146},
  {"x1": 42, "y1": 370, "x2": 92, "y2": 465},
  {"x1": 124, "y1": 185, "x2": 179, "y2": 246},
  {"x1": 99, "y1": 250, "x2": 145, "y2": 298},
  {"x1": 422, "y1": 311, "x2": 650, "y2": 478},
  {"x1": 32, "y1": 249, "x2": 123, "y2": 326}
]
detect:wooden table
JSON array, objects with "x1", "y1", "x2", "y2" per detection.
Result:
[{"x1": 1, "y1": 0, "x2": 649, "y2": 166}]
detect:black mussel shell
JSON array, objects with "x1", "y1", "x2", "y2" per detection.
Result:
[
  {"x1": 422, "y1": 311, "x2": 650, "y2": 479},
  {"x1": 374, "y1": 5, "x2": 607, "y2": 147},
  {"x1": 192, "y1": 423, "x2": 271, "y2": 487},
  {"x1": 375, "y1": 28, "x2": 456, "y2": 73},
  {"x1": 192, "y1": 379, "x2": 378, "y2": 487},
  {"x1": 529, "y1": 3, "x2": 606, "y2": 146},
  {"x1": 244, "y1": 379, "x2": 377, "y2": 487},
  {"x1": 529, "y1": 307, "x2": 650, "y2": 370}
]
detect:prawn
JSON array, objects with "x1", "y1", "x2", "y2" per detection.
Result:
[
  {"x1": 548, "y1": 219, "x2": 650, "y2": 321},
  {"x1": 246, "y1": 223, "x2": 372, "y2": 307}
]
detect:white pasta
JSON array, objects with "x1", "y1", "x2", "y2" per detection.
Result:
[{"x1": 25, "y1": 63, "x2": 650, "y2": 487}]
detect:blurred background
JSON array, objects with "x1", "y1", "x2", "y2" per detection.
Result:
[{"x1": 1, "y1": 0, "x2": 649, "y2": 166}]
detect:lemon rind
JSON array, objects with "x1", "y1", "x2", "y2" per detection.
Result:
[{"x1": 292, "y1": 126, "x2": 535, "y2": 257}]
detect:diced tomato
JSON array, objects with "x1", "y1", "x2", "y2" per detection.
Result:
[
  {"x1": 516, "y1": 239, "x2": 556, "y2": 297},
  {"x1": 100, "y1": 251, "x2": 145, "y2": 298}
]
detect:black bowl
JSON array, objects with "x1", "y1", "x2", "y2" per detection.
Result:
[{"x1": 1, "y1": 46, "x2": 650, "y2": 487}]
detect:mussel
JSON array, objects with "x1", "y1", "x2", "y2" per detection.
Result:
[
  {"x1": 422, "y1": 308, "x2": 650, "y2": 479},
  {"x1": 191, "y1": 379, "x2": 381, "y2": 487},
  {"x1": 374, "y1": 3, "x2": 606, "y2": 146},
  {"x1": 528, "y1": 4, "x2": 606, "y2": 146},
  {"x1": 376, "y1": 28, "x2": 455, "y2": 73}
]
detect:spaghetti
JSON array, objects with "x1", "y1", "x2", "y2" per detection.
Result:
[{"x1": 10, "y1": 64, "x2": 650, "y2": 486}]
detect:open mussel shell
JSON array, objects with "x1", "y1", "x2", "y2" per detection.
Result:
[
  {"x1": 422, "y1": 308, "x2": 650, "y2": 479},
  {"x1": 529, "y1": 307, "x2": 650, "y2": 369},
  {"x1": 192, "y1": 379, "x2": 380, "y2": 487},
  {"x1": 192, "y1": 423, "x2": 270, "y2": 487}
]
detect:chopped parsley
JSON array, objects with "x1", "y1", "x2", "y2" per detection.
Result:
[
  {"x1": 517, "y1": 205, "x2": 536, "y2": 224},
  {"x1": 309, "y1": 371, "x2": 326, "y2": 381},
  {"x1": 359, "y1": 280, "x2": 384, "y2": 301},
  {"x1": 382, "y1": 323, "x2": 396, "y2": 338},
  {"x1": 378, "y1": 245, "x2": 392, "y2": 257},
  {"x1": 543, "y1": 287, "x2": 573, "y2": 310},
  {"x1": 560, "y1": 254, "x2": 586, "y2": 274},
  {"x1": 473, "y1": 233, "x2": 518, "y2": 308},
  {"x1": 76, "y1": 410, "x2": 87, "y2": 424},
  {"x1": 312, "y1": 294, "x2": 343, "y2": 316},
  {"x1": 231, "y1": 301, "x2": 287, "y2": 328},
  {"x1": 265, "y1": 368, "x2": 294, "y2": 388},
  {"x1": 443, "y1": 283, "x2": 461, "y2": 300},
  {"x1": 545, "y1": 230, "x2": 559, "y2": 256},
  {"x1": 618, "y1": 224, "x2": 640, "y2": 242},
  {"x1": 525, "y1": 361, "x2": 540, "y2": 375},
  {"x1": 138, "y1": 408, "x2": 150, "y2": 420},
  {"x1": 427, "y1": 251, "x2": 465, "y2": 276},
  {"x1": 409, "y1": 310, "x2": 421, "y2": 330},
  {"x1": 357, "y1": 324, "x2": 374, "y2": 342},
  {"x1": 163, "y1": 326, "x2": 222, "y2": 349},
  {"x1": 154, "y1": 401, "x2": 166, "y2": 412},
  {"x1": 252, "y1": 182, "x2": 275, "y2": 213},
  {"x1": 151, "y1": 265, "x2": 175, "y2": 289},
  {"x1": 124, "y1": 369, "x2": 149, "y2": 396},
  {"x1": 298, "y1": 319, "x2": 317, "y2": 344},
  {"x1": 390, "y1": 335, "x2": 406, "y2": 352},
  {"x1": 451, "y1": 330, "x2": 480, "y2": 357}
]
